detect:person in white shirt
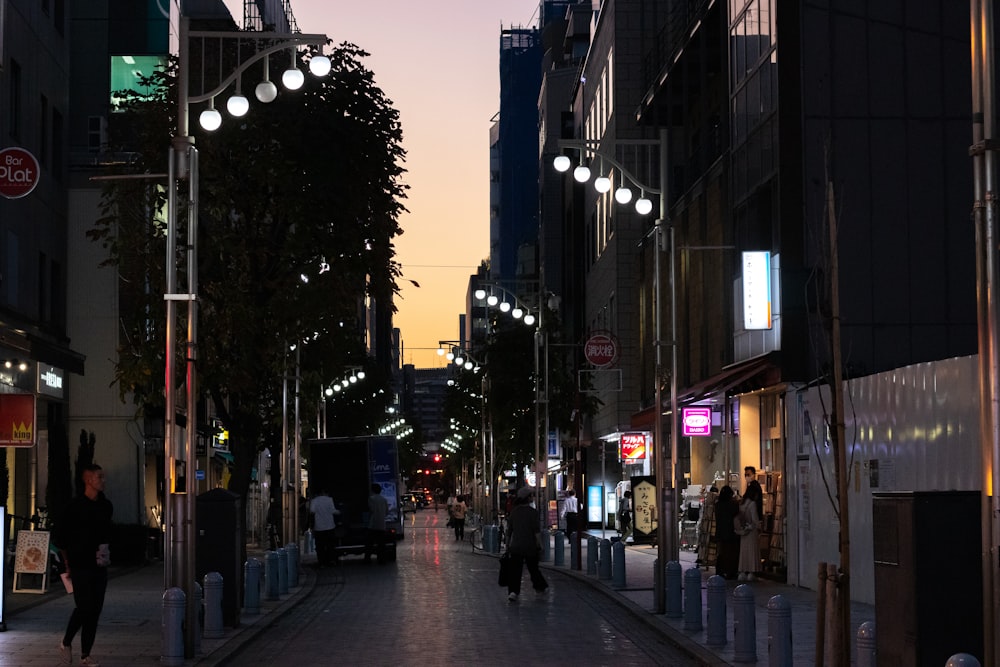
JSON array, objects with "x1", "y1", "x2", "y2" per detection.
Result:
[
  {"x1": 309, "y1": 488, "x2": 341, "y2": 567},
  {"x1": 561, "y1": 489, "x2": 579, "y2": 536}
]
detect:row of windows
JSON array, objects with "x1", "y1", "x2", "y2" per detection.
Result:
[
  {"x1": 6, "y1": 58, "x2": 65, "y2": 180},
  {"x1": 730, "y1": 0, "x2": 775, "y2": 89}
]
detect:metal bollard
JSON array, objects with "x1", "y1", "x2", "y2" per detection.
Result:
[
  {"x1": 571, "y1": 533, "x2": 580, "y2": 570},
  {"x1": 767, "y1": 594, "x2": 791, "y2": 667},
  {"x1": 733, "y1": 583, "x2": 757, "y2": 662},
  {"x1": 304, "y1": 528, "x2": 314, "y2": 555},
  {"x1": 553, "y1": 531, "x2": 565, "y2": 566},
  {"x1": 192, "y1": 580, "x2": 202, "y2": 654},
  {"x1": 541, "y1": 530, "x2": 551, "y2": 562},
  {"x1": 244, "y1": 558, "x2": 262, "y2": 615},
  {"x1": 856, "y1": 621, "x2": 875, "y2": 667},
  {"x1": 276, "y1": 547, "x2": 288, "y2": 595},
  {"x1": 683, "y1": 567, "x2": 703, "y2": 631},
  {"x1": 598, "y1": 539, "x2": 612, "y2": 580},
  {"x1": 264, "y1": 550, "x2": 280, "y2": 600},
  {"x1": 665, "y1": 560, "x2": 682, "y2": 618},
  {"x1": 611, "y1": 540, "x2": 626, "y2": 588},
  {"x1": 945, "y1": 654, "x2": 982, "y2": 667},
  {"x1": 285, "y1": 542, "x2": 300, "y2": 588},
  {"x1": 161, "y1": 587, "x2": 186, "y2": 666},
  {"x1": 490, "y1": 525, "x2": 501, "y2": 553},
  {"x1": 203, "y1": 572, "x2": 224, "y2": 639},
  {"x1": 587, "y1": 536, "x2": 599, "y2": 574},
  {"x1": 706, "y1": 575, "x2": 727, "y2": 646},
  {"x1": 482, "y1": 525, "x2": 493, "y2": 553}
]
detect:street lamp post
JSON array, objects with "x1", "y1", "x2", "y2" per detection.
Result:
[
  {"x1": 555, "y1": 129, "x2": 672, "y2": 613},
  {"x1": 166, "y1": 17, "x2": 329, "y2": 657}
]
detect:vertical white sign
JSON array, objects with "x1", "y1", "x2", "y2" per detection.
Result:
[{"x1": 743, "y1": 251, "x2": 772, "y2": 330}]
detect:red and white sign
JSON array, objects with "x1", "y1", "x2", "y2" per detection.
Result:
[
  {"x1": 584, "y1": 332, "x2": 619, "y2": 368},
  {"x1": 620, "y1": 432, "x2": 647, "y2": 461},
  {"x1": 682, "y1": 407, "x2": 712, "y2": 437},
  {"x1": 0, "y1": 147, "x2": 41, "y2": 199},
  {"x1": 0, "y1": 394, "x2": 35, "y2": 446}
]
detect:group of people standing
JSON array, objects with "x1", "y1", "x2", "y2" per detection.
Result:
[{"x1": 711, "y1": 466, "x2": 765, "y2": 581}]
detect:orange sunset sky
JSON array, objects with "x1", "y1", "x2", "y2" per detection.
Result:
[{"x1": 223, "y1": 0, "x2": 543, "y2": 368}]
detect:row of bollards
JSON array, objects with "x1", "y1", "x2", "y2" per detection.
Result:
[{"x1": 162, "y1": 542, "x2": 302, "y2": 664}]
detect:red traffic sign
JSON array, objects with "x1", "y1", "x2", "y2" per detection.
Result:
[
  {"x1": 584, "y1": 332, "x2": 619, "y2": 368},
  {"x1": 0, "y1": 147, "x2": 40, "y2": 199}
]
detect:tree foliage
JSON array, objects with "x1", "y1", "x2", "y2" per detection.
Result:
[{"x1": 89, "y1": 44, "x2": 407, "y2": 501}]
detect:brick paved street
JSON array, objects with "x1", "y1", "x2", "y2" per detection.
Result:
[{"x1": 220, "y1": 509, "x2": 701, "y2": 666}]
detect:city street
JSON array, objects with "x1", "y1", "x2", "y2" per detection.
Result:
[{"x1": 219, "y1": 509, "x2": 700, "y2": 666}]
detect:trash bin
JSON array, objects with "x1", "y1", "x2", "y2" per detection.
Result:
[{"x1": 196, "y1": 489, "x2": 242, "y2": 627}]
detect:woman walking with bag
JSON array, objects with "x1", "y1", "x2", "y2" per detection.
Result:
[{"x1": 504, "y1": 487, "x2": 548, "y2": 602}]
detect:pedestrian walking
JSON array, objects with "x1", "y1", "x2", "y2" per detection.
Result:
[
  {"x1": 54, "y1": 464, "x2": 113, "y2": 667},
  {"x1": 504, "y1": 486, "x2": 548, "y2": 602},
  {"x1": 618, "y1": 490, "x2": 633, "y2": 542},
  {"x1": 451, "y1": 494, "x2": 468, "y2": 540},
  {"x1": 309, "y1": 487, "x2": 341, "y2": 567}
]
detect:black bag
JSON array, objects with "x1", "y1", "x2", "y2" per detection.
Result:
[{"x1": 498, "y1": 552, "x2": 514, "y2": 587}]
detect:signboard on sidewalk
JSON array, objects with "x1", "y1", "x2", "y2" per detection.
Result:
[
  {"x1": 13, "y1": 529, "x2": 50, "y2": 592},
  {"x1": 0, "y1": 393, "x2": 35, "y2": 446}
]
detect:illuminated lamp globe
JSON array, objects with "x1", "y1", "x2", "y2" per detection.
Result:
[
  {"x1": 454, "y1": 356, "x2": 465, "y2": 366},
  {"x1": 226, "y1": 94, "x2": 250, "y2": 117},
  {"x1": 499, "y1": 301, "x2": 511, "y2": 313},
  {"x1": 615, "y1": 187, "x2": 634, "y2": 205},
  {"x1": 635, "y1": 197, "x2": 654, "y2": 215},
  {"x1": 524, "y1": 314, "x2": 536, "y2": 325},
  {"x1": 573, "y1": 165, "x2": 592, "y2": 183},
  {"x1": 487, "y1": 295, "x2": 499, "y2": 306},
  {"x1": 512, "y1": 307, "x2": 524, "y2": 319},
  {"x1": 199, "y1": 107, "x2": 222, "y2": 131},
  {"x1": 325, "y1": 387, "x2": 334, "y2": 397},
  {"x1": 282, "y1": 67, "x2": 305, "y2": 90},
  {"x1": 437, "y1": 347, "x2": 445, "y2": 356},
  {"x1": 594, "y1": 176, "x2": 612, "y2": 193},
  {"x1": 465, "y1": 361, "x2": 474, "y2": 370},
  {"x1": 255, "y1": 80, "x2": 278, "y2": 103},
  {"x1": 474, "y1": 288, "x2": 486, "y2": 300},
  {"x1": 553, "y1": 155, "x2": 572, "y2": 172},
  {"x1": 357, "y1": 370, "x2": 366, "y2": 380},
  {"x1": 309, "y1": 54, "x2": 331, "y2": 77},
  {"x1": 446, "y1": 352, "x2": 455, "y2": 361}
]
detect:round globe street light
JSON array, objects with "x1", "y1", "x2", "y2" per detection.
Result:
[
  {"x1": 167, "y1": 17, "x2": 330, "y2": 659},
  {"x1": 554, "y1": 131, "x2": 671, "y2": 612}
]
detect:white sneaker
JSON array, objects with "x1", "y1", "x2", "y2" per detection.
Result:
[
  {"x1": 58, "y1": 644, "x2": 72, "y2": 666},
  {"x1": 507, "y1": 592, "x2": 518, "y2": 602}
]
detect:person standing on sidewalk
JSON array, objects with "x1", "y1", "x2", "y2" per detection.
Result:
[
  {"x1": 309, "y1": 487, "x2": 341, "y2": 567},
  {"x1": 504, "y1": 486, "x2": 548, "y2": 602},
  {"x1": 561, "y1": 488, "x2": 579, "y2": 537},
  {"x1": 451, "y1": 494, "x2": 468, "y2": 540},
  {"x1": 54, "y1": 464, "x2": 113, "y2": 667},
  {"x1": 737, "y1": 480, "x2": 763, "y2": 581},
  {"x1": 364, "y1": 483, "x2": 389, "y2": 564},
  {"x1": 713, "y1": 485, "x2": 740, "y2": 579}
]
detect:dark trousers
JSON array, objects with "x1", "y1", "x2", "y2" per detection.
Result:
[
  {"x1": 715, "y1": 537, "x2": 739, "y2": 579},
  {"x1": 564, "y1": 511, "x2": 578, "y2": 536},
  {"x1": 507, "y1": 553, "x2": 548, "y2": 594},
  {"x1": 63, "y1": 567, "x2": 108, "y2": 656},
  {"x1": 314, "y1": 529, "x2": 337, "y2": 566},
  {"x1": 364, "y1": 528, "x2": 387, "y2": 563},
  {"x1": 453, "y1": 517, "x2": 465, "y2": 540}
]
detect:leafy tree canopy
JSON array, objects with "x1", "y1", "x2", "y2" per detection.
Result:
[{"x1": 90, "y1": 43, "x2": 407, "y2": 499}]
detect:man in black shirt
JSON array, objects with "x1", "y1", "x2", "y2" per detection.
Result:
[{"x1": 54, "y1": 464, "x2": 113, "y2": 667}]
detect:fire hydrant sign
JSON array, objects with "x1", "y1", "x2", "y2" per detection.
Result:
[
  {"x1": 584, "y1": 332, "x2": 619, "y2": 368},
  {"x1": 0, "y1": 147, "x2": 41, "y2": 199}
]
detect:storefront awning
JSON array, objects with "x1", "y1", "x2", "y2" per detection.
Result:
[
  {"x1": 676, "y1": 353, "x2": 779, "y2": 407},
  {"x1": 629, "y1": 353, "x2": 779, "y2": 429}
]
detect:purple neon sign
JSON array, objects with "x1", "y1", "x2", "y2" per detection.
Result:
[{"x1": 682, "y1": 407, "x2": 712, "y2": 437}]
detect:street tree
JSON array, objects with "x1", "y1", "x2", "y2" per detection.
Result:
[{"x1": 89, "y1": 44, "x2": 406, "y2": 512}]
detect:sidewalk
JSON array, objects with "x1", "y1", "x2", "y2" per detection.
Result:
[
  {"x1": 1, "y1": 551, "x2": 316, "y2": 667},
  {"x1": 529, "y1": 530, "x2": 876, "y2": 666},
  {"x1": 1, "y1": 535, "x2": 874, "y2": 666}
]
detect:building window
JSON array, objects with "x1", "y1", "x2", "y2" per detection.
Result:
[
  {"x1": 8, "y1": 59, "x2": 21, "y2": 138},
  {"x1": 39, "y1": 95, "x2": 49, "y2": 167}
]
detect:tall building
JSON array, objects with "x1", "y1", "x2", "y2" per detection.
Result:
[{"x1": 1, "y1": 0, "x2": 84, "y2": 530}]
